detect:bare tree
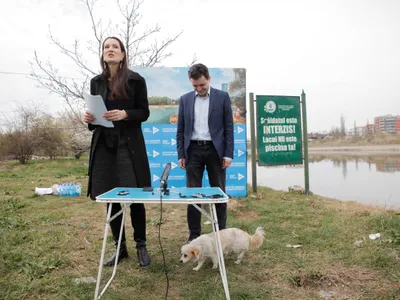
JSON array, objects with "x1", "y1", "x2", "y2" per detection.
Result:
[
  {"x1": 57, "y1": 110, "x2": 92, "y2": 159},
  {"x1": 187, "y1": 53, "x2": 199, "y2": 67},
  {"x1": 2, "y1": 106, "x2": 43, "y2": 164},
  {"x1": 353, "y1": 120, "x2": 357, "y2": 136},
  {"x1": 329, "y1": 126, "x2": 341, "y2": 137},
  {"x1": 340, "y1": 114, "x2": 346, "y2": 137},
  {"x1": 34, "y1": 117, "x2": 66, "y2": 159},
  {"x1": 0, "y1": 133, "x2": 9, "y2": 161},
  {"x1": 30, "y1": 0, "x2": 183, "y2": 132}
]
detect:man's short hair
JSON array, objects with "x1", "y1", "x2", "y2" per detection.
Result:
[{"x1": 188, "y1": 63, "x2": 210, "y2": 80}]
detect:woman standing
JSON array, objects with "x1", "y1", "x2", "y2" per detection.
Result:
[{"x1": 83, "y1": 37, "x2": 151, "y2": 267}]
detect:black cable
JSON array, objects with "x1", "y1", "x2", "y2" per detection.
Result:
[{"x1": 158, "y1": 189, "x2": 169, "y2": 299}]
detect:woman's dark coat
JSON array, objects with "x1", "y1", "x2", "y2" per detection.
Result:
[{"x1": 87, "y1": 70, "x2": 151, "y2": 199}]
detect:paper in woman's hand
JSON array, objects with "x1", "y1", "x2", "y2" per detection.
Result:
[{"x1": 83, "y1": 93, "x2": 114, "y2": 128}]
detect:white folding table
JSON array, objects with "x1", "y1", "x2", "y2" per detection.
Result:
[{"x1": 94, "y1": 187, "x2": 230, "y2": 300}]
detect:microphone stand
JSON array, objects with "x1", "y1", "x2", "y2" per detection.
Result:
[
  {"x1": 160, "y1": 162, "x2": 171, "y2": 196},
  {"x1": 160, "y1": 180, "x2": 170, "y2": 195}
]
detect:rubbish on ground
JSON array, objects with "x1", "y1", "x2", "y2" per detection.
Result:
[
  {"x1": 51, "y1": 184, "x2": 59, "y2": 195},
  {"x1": 286, "y1": 244, "x2": 303, "y2": 248},
  {"x1": 203, "y1": 221, "x2": 212, "y2": 225},
  {"x1": 35, "y1": 187, "x2": 53, "y2": 195},
  {"x1": 72, "y1": 277, "x2": 96, "y2": 284},
  {"x1": 249, "y1": 193, "x2": 263, "y2": 199},
  {"x1": 319, "y1": 290, "x2": 334, "y2": 298},
  {"x1": 35, "y1": 183, "x2": 82, "y2": 197},
  {"x1": 288, "y1": 185, "x2": 305, "y2": 194},
  {"x1": 57, "y1": 183, "x2": 82, "y2": 197},
  {"x1": 354, "y1": 240, "x2": 363, "y2": 247},
  {"x1": 369, "y1": 233, "x2": 381, "y2": 240}
]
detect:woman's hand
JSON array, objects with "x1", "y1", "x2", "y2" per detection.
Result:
[
  {"x1": 103, "y1": 110, "x2": 128, "y2": 121},
  {"x1": 83, "y1": 111, "x2": 96, "y2": 124}
]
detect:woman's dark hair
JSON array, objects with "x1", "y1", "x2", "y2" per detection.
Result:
[
  {"x1": 188, "y1": 63, "x2": 210, "y2": 80},
  {"x1": 100, "y1": 36, "x2": 129, "y2": 100}
]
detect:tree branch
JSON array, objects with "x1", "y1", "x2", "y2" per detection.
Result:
[{"x1": 142, "y1": 31, "x2": 183, "y2": 66}]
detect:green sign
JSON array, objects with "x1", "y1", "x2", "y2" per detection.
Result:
[{"x1": 256, "y1": 95, "x2": 302, "y2": 166}]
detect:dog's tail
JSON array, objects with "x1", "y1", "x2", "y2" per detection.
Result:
[{"x1": 249, "y1": 227, "x2": 265, "y2": 249}]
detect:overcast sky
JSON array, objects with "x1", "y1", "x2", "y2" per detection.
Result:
[{"x1": 1, "y1": 0, "x2": 399, "y2": 132}]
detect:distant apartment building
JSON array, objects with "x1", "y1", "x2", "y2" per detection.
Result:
[
  {"x1": 364, "y1": 124, "x2": 374, "y2": 135},
  {"x1": 347, "y1": 126, "x2": 364, "y2": 136},
  {"x1": 374, "y1": 115, "x2": 400, "y2": 134},
  {"x1": 397, "y1": 118, "x2": 400, "y2": 133}
]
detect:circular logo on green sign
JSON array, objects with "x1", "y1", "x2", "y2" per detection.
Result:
[{"x1": 264, "y1": 101, "x2": 276, "y2": 113}]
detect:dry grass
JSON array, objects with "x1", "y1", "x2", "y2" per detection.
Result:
[
  {"x1": 310, "y1": 133, "x2": 400, "y2": 148},
  {"x1": 1, "y1": 158, "x2": 400, "y2": 299}
]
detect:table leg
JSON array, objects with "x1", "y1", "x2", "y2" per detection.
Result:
[
  {"x1": 94, "y1": 203, "x2": 113, "y2": 299},
  {"x1": 94, "y1": 204, "x2": 127, "y2": 299},
  {"x1": 210, "y1": 204, "x2": 231, "y2": 300}
]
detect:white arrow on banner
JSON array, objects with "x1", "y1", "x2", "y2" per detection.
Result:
[
  {"x1": 153, "y1": 150, "x2": 160, "y2": 157},
  {"x1": 153, "y1": 174, "x2": 160, "y2": 182},
  {"x1": 152, "y1": 126, "x2": 159, "y2": 134},
  {"x1": 171, "y1": 162, "x2": 178, "y2": 169},
  {"x1": 238, "y1": 149, "x2": 244, "y2": 157},
  {"x1": 237, "y1": 126, "x2": 244, "y2": 134},
  {"x1": 171, "y1": 138, "x2": 176, "y2": 146},
  {"x1": 238, "y1": 173, "x2": 244, "y2": 180}
]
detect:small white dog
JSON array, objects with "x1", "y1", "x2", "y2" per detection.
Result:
[{"x1": 180, "y1": 227, "x2": 264, "y2": 271}]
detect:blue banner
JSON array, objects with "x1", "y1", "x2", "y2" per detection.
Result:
[
  {"x1": 137, "y1": 66, "x2": 247, "y2": 197},
  {"x1": 142, "y1": 124, "x2": 247, "y2": 196}
]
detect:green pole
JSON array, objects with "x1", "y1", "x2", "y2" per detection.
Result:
[
  {"x1": 301, "y1": 90, "x2": 310, "y2": 195},
  {"x1": 249, "y1": 92, "x2": 257, "y2": 193}
]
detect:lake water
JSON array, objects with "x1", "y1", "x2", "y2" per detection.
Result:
[{"x1": 249, "y1": 154, "x2": 400, "y2": 210}]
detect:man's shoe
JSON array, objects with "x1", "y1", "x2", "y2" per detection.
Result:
[
  {"x1": 136, "y1": 246, "x2": 151, "y2": 267},
  {"x1": 104, "y1": 242, "x2": 129, "y2": 267}
]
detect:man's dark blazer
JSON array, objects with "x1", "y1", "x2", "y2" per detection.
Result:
[{"x1": 176, "y1": 87, "x2": 234, "y2": 161}]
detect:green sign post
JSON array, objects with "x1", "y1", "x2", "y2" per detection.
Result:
[{"x1": 256, "y1": 95, "x2": 302, "y2": 166}]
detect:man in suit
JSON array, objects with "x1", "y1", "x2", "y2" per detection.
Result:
[{"x1": 176, "y1": 63, "x2": 234, "y2": 242}]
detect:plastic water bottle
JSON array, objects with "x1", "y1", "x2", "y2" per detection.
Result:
[
  {"x1": 68, "y1": 183, "x2": 74, "y2": 196},
  {"x1": 51, "y1": 184, "x2": 60, "y2": 196},
  {"x1": 59, "y1": 183, "x2": 67, "y2": 197},
  {"x1": 57, "y1": 183, "x2": 82, "y2": 197},
  {"x1": 75, "y1": 183, "x2": 82, "y2": 196}
]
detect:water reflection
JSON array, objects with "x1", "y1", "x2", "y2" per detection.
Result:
[
  {"x1": 309, "y1": 155, "x2": 400, "y2": 178},
  {"x1": 251, "y1": 154, "x2": 400, "y2": 210}
]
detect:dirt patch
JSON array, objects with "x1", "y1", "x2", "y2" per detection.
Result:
[
  {"x1": 228, "y1": 199, "x2": 262, "y2": 220},
  {"x1": 228, "y1": 199, "x2": 246, "y2": 212},
  {"x1": 284, "y1": 264, "x2": 398, "y2": 299},
  {"x1": 236, "y1": 211, "x2": 261, "y2": 220}
]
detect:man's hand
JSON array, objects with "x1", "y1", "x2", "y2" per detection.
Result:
[
  {"x1": 83, "y1": 111, "x2": 95, "y2": 124},
  {"x1": 103, "y1": 109, "x2": 128, "y2": 121},
  {"x1": 222, "y1": 158, "x2": 232, "y2": 169},
  {"x1": 179, "y1": 158, "x2": 186, "y2": 170}
]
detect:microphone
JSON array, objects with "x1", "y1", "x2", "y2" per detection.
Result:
[{"x1": 160, "y1": 162, "x2": 171, "y2": 188}]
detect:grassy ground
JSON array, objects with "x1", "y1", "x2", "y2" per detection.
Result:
[{"x1": 1, "y1": 158, "x2": 400, "y2": 300}]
